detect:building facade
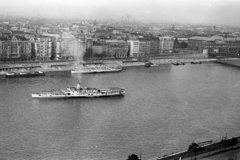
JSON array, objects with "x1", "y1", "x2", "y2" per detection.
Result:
[
  {"x1": 138, "y1": 38, "x2": 151, "y2": 56},
  {"x1": 188, "y1": 36, "x2": 240, "y2": 53},
  {"x1": 92, "y1": 41, "x2": 107, "y2": 57},
  {"x1": 149, "y1": 37, "x2": 160, "y2": 56},
  {"x1": 159, "y1": 36, "x2": 174, "y2": 54},
  {"x1": 35, "y1": 36, "x2": 52, "y2": 60},
  {"x1": 106, "y1": 40, "x2": 128, "y2": 58},
  {"x1": 128, "y1": 40, "x2": 140, "y2": 57},
  {"x1": 42, "y1": 33, "x2": 61, "y2": 59},
  {"x1": 0, "y1": 36, "x2": 31, "y2": 61},
  {"x1": 188, "y1": 37, "x2": 210, "y2": 51}
]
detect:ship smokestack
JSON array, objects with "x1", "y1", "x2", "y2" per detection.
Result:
[{"x1": 77, "y1": 83, "x2": 81, "y2": 90}]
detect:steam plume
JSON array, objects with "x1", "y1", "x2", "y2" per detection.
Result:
[{"x1": 66, "y1": 39, "x2": 85, "y2": 84}]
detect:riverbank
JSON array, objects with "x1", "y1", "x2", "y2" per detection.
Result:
[
  {"x1": 1, "y1": 54, "x2": 240, "y2": 73},
  {"x1": 0, "y1": 53, "x2": 205, "y2": 65}
]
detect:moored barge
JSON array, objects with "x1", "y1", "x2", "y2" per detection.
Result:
[{"x1": 6, "y1": 71, "x2": 45, "y2": 78}]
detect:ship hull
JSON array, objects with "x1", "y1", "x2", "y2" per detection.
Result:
[
  {"x1": 32, "y1": 86, "x2": 125, "y2": 99},
  {"x1": 32, "y1": 92, "x2": 124, "y2": 98},
  {"x1": 71, "y1": 68, "x2": 122, "y2": 74},
  {"x1": 6, "y1": 72, "x2": 45, "y2": 78}
]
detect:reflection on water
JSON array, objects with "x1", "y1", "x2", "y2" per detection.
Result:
[{"x1": 0, "y1": 62, "x2": 240, "y2": 160}]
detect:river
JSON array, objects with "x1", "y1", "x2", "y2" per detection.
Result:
[{"x1": 0, "y1": 62, "x2": 240, "y2": 160}]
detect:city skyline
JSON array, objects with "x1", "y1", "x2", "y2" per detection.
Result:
[{"x1": 0, "y1": 0, "x2": 240, "y2": 27}]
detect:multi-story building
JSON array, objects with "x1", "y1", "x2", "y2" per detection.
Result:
[
  {"x1": 0, "y1": 35, "x2": 31, "y2": 61},
  {"x1": 188, "y1": 36, "x2": 240, "y2": 55},
  {"x1": 105, "y1": 40, "x2": 128, "y2": 58},
  {"x1": 138, "y1": 37, "x2": 151, "y2": 56},
  {"x1": 128, "y1": 40, "x2": 140, "y2": 57},
  {"x1": 92, "y1": 41, "x2": 107, "y2": 57},
  {"x1": 34, "y1": 36, "x2": 52, "y2": 60},
  {"x1": 159, "y1": 36, "x2": 174, "y2": 54},
  {"x1": 42, "y1": 33, "x2": 61, "y2": 59},
  {"x1": 149, "y1": 36, "x2": 160, "y2": 56},
  {"x1": 188, "y1": 36, "x2": 210, "y2": 51}
]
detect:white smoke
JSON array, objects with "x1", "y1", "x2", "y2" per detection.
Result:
[
  {"x1": 66, "y1": 39, "x2": 85, "y2": 84},
  {"x1": 68, "y1": 40, "x2": 84, "y2": 61}
]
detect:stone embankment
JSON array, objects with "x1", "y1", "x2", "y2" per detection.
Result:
[
  {"x1": 149, "y1": 58, "x2": 216, "y2": 64},
  {"x1": 215, "y1": 58, "x2": 240, "y2": 67}
]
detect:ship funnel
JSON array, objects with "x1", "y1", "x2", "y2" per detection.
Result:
[{"x1": 77, "y1": 83, "x2": 81, "y2": 90}]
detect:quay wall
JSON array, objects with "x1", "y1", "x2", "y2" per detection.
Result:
[
  {"x1": 153, "y1": 136, "x2": 240, "y2": 160},
  {"x1": 215, "y1": 58, "x2": 240, "y2": 67}
]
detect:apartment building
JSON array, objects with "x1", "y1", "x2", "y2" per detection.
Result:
[
  {"x1": 159, "y1": 36, "x2": 174, "y2": 54},
  {"x1": 138, "y1": 37, "x2": 151, "y2": 57},
  {"x1": 0, "y1": 35, "x2": 31, "y2": 61},
  {"x1": 149, "y1": 37, "x2": 160, "y2": 56},
  {"x1": 128, "y1": 40, "x2": 140, "y2": 57},
  {"x1": 34, "y1": 36, "x2": 52, "y2": 60},
  {"x1": 106, "y1": 40, "x2": 128, "y2": 58}
]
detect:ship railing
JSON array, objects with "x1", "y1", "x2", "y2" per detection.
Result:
[
  {"x1": 154, "y1": 150, "x2": 188, "y2": 160},
  {"x1": 147, "y1": 157, "x2": 158, "y2": 160}
]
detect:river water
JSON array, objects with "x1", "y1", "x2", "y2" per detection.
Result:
[{"x1": 0, "y1": 62, "x2": 240, "y2": 160}]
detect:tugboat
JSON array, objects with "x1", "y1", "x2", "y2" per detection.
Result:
[{"x1": 31, "y1": 84, "x2": 125, "y2": 98}]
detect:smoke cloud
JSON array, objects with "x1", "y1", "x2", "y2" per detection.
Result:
[{"x1": 66, "y1": 40, "x2": 85, "y2": 84}]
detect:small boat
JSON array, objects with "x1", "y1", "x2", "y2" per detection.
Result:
[
  {"x1": 32, "y1": 84, "x2": 125, "y2": 98},
  {"x1": 145, "y1": 62, "x2": 152, "y2": 67},
  {"x1": 145, "y1": 62, "x2": 158, "y2": 67},
  {"x1": 19, "y1": 72, "x2": 28, "y2": 75},
  {"x1": 191, "y1": 61, "x2": 202, "y2": 64},
  {"x1": 6, "y1": 72, "x2": 16, "y2": 76},
  {"x1": 172, "y1": 62, "x2": 185, "y2": 66}
]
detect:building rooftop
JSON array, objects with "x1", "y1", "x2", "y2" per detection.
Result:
[
  {"x1": 11, "y1": 30, "x2": 25, "y2": 35},
  {"x1": 62, "y1": 32, "x2": 75, "y2": 39},
  {"x1": 189, "y1": 36, "x2": 240, "y2": 42},
  {"x1": 0, "y1": 36, "x2": 8, "y2": 41},
  {"x1": 106, "y1": 40, "x2": 126, "y2": 43},
  {"x1": 95, "y1": 29, "x2": 108, "y2": 34}
]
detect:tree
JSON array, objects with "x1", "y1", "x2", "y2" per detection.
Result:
[
  {"x1": 173, "y1": 37, "x2": 179, "y2": 49},
  {"x1": 180, "y1": 42, "x2": 188, "y2": 48},
  {"x1": 84, "y1": 48, "x2": 93, "y2": 58},
  {"x1": 51, "y1": 42, "x2": 56, "y2": 60}
]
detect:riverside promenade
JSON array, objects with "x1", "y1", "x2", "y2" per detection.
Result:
[{"x1": 1, "y1": 54, "x2": 240, "y2": 74}]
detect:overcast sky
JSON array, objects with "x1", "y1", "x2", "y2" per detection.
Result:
[{"x1": 0, "y1": 0, "x2": 240, "y2": 26}]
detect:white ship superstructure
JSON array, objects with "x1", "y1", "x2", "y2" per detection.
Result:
[{"x1": 71, "y1": 65, "x2": 122, "y2": 74}]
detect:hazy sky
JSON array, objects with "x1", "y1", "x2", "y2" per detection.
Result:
[{"x1": 0, "y1": 0, "x2": 240, "y2": 26}]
